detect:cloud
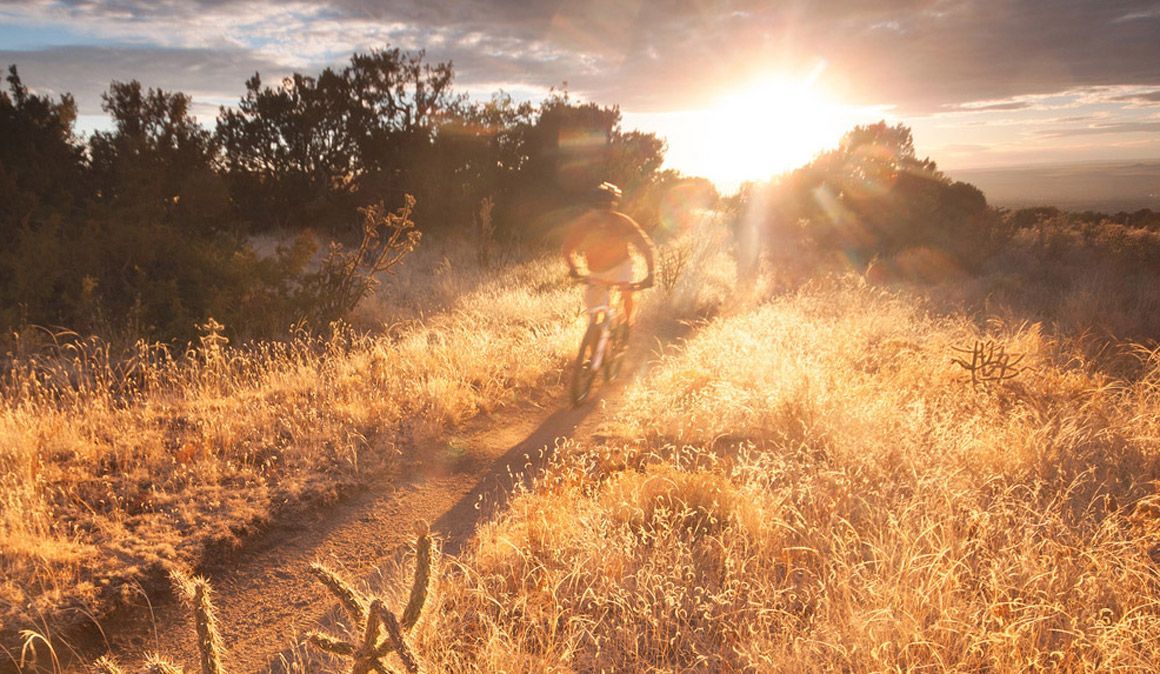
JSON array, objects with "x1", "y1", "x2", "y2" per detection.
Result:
[
  {"x1": 1036, "y1": 121, "x2": 1160, "y2": 138},
  {"x1": 823, "y1": 0, "x2": 1160, "y2": 112},
  {"x1": 2, "y1": 0, "x2": 1159, "y2": 118},
  {"x1": 1110, "y1": 91, "x2": 1160, "y2": 104},
  {"x1": 953, "y1": 100, "x2": 1035, "y2": 112},
  {"x1": 940, "y1": 144, "x2": 991, "y2": 153},
  {"x1": 1, "y1": 46, "x2": 287, "y2": 122},
  {"x1": 1112, "y1": 7, "x2": 1160, "y2": 23}
]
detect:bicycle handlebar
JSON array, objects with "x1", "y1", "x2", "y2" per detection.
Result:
[{"x1": 573, "y1": 275, "x2": 652, "y2": 291}]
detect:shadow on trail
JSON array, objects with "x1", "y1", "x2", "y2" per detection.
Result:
[
  {"x1": 241, "y1": 400, "x2": 604, "y2": 673},
  {"x1": 70, "y1": 312, "x2": 702, "y2": 674},
  {"x1": 257, "y1": 314, "x2": 701, "y2": 669},
  {"x1": 432, "y1": 398, "x2": 597, "y2": 555},
  {"x1": 433, "y1": 311, "x2": 701, "y2": 556}
]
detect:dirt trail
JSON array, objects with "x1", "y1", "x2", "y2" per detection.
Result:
[{"x1": 59, "y1": 328, "x2": 669, "y2": 674}]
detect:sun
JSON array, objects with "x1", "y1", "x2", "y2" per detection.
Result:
[
  {"x1": 633, "y1": 72, "x2": 874, "y2": 193},
  {"x1": 706, "y1": 77, "x2": 847, "y2": 183}
]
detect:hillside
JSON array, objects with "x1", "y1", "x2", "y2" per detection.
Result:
[
  {"x1": 7, "y1": 3, "x2": 1160, "y2": 670},
  {"x1": 5, "y1": 214, "x2": 1160, "y2": 672},
  {"x1": 411, "y1": 275, "x2": 1160, "y2": 672}
]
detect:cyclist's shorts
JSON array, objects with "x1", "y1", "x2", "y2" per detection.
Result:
[{"x1": 585, "y1": 258, "x2": 634, "y2": 310}]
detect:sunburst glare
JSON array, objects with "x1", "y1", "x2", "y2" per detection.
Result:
[{"x1": 632, "y1": 69, "x2": 886, "y2": 193}]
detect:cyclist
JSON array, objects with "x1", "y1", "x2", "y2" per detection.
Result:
[{"x1": 562, "y1": 182, "x2": 657, "y2": 327}]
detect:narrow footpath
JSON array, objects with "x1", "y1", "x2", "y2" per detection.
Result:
[{"x1": 57, "y1": 319, "x2": 683, "y2": 674}]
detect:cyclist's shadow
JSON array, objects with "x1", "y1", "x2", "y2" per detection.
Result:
[
  {"x1": 431, "y1": 396, "x2": 602, "y2": 555},
  {"x1": 431, "y1": 310, "x2": 693, "y2": 555}
]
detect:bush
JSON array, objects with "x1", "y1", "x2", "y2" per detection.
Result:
[{"x1": 744, "y1": 122, "x2": 1011, "y2": 278}]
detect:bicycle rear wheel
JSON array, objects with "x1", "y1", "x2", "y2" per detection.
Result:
[{"x1": 570, "y1": 325, "x2": 600, "y2": 406}]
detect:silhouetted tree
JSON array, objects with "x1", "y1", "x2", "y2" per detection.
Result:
[
  {"x1": 217, "y1": 47, "x2": 462, "y2": 233},
  {"x1": 499, "y1": 89, "x2": 668, "y2": 239},
  {"x1": 90, "y1": 80, "x2": 230, "y2": 233},
  {"x1": 0, "y1": 66, "x2": 86, "y2": 232},
  {"x1": 530, "y1": 91, "x2": 618, "y2": 193},
  {"x1": 70, "y1": 81, "x2": 258, "y2": 336},
  {"x1": 0, "y1": 55, "x2": 675, "y2": 341},
  {"x1": 0, "y1": 65, "x2": 89, "y2": 328},
  {"x1": 437, "y1": 91, "x2": 536, "y2": 238},
  {"x1": 217, "y1": 69, "x2": 362, "y2": 232}
]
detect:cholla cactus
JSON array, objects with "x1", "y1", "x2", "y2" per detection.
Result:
[
  {"x1": 88, "y1": 535, "x2": 434, "y2": 674},
  {"x1": 95, "y1": 654, "x2": 184, "y2": 674},
  {"x1": 171, "y1": 570, "x2": 227, "y2": 674},
  {"x1": 141, "y1": 656, "x2": 184, "y2": 674},
  {"x1": 92, "y1": 656, "x2": 128, "y2": 674},
  {"x1": 307, "y1": 533, "x2": 435, "y2": 674},
  {"x1": 90, "y1": 571, "x2": 226, "y2": 674}
]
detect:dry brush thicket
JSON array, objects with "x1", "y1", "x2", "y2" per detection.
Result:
[
  {"x1": 414, "y1": 278, "x2": 1159, "y2": 672},
  {"x1": 0, "y1": 243, "x2": 580, "y2": 646}
]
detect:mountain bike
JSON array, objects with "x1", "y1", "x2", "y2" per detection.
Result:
[{"x1": 570, "y1": 277, "x2": 646, "y2": 407}]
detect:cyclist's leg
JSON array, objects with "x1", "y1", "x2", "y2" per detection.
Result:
[
  {"x1": 584, "y1": 280, "x2": 610, "y2": 314},
  {"x1": 591, "y1": 258, "x2": 635, "y2": 322},
  {"x1": 613, "y1": 258, "x2": 636, "y2": 327},
  {"x1": 623, "y1": 290, "x2": 635, "y2": 326}
]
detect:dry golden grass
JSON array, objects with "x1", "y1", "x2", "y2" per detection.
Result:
[
  {"x1": 0, "y1": 239, "x2": 582, "y2": 642},
  {"x1": 8, "y1": 215, "x2": 1159, "y2": 672},
  {"x1": 416, "y1": 275, "x2": 1160, "y2": 672}
]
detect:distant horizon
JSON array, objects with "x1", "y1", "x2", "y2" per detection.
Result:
[
  {"x1": 940, "y1": 156, "x2": 1160, "y2": 173},
  {"x1": 42, "y1": 86, "x2": 1160, "y2": 212},
  {"x1": 948, "y1": 159, "x2": 1160, "y2": 213}
]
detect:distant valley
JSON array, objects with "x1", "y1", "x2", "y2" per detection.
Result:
[{"x1": 948, "y1": 160, "x2": 1160, "y2": 213}]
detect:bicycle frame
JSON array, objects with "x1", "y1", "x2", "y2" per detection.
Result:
[
  {"x1": 582, "y1": 277, "x2": 633, "y2": 366},
  {"x1": 570, "y1": 277, "x2": 634, "y2": 406},
  {"x1": 584, "y1": 303, "x2": 616, "y2": 372}
]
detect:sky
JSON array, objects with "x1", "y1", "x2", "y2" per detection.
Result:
[{"x1": 2, "y1": 0, "x2": 1159, "y2": 190}]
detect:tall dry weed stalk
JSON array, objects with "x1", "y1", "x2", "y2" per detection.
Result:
[
  {"x1": 475, "y1": 196, "x2": 496, "y2": 268},
  {"x1": 308, "y1": 195, "x2": 422, "y2": 323},
  {"x1": 657, "y1": 238, "x2": 693, "y2": 292}
]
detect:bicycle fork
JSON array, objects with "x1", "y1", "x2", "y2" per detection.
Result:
[
  {"x1": 588, "y1": 306, "x2": 613, "y2": 371},
  {"x1": 591, "y1": 325, "x2": 610, "y2": 371}
]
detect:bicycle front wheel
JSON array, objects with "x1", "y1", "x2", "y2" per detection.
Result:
[
  {"x1": 570, "y1": 325, "x2": 600, "y2": 406},
  {"x1": 603, "y1": 322, "x2": 628, "y2": 383}
]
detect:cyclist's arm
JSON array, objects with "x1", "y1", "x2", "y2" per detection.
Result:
[
  {"x1": 561, "y1": 223, "x2": 586, "y2": 277},
  {"x1": 621, "y1": 214, "x2": 657, "y2": 285}
]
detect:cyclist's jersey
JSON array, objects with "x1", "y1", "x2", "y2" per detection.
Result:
[{"x1": 562, "y1": 209, "x2": 656, "y2": 273}]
